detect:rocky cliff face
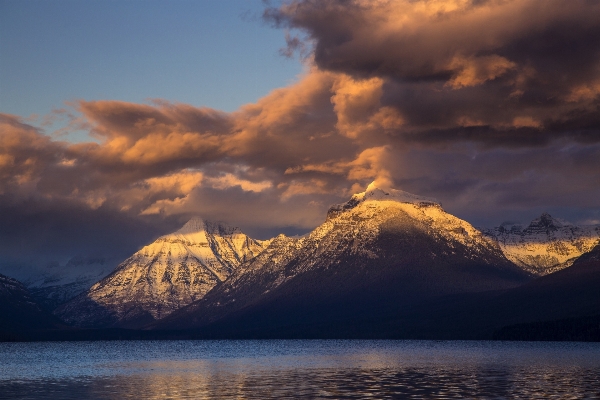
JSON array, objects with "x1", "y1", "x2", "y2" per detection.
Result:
[
  {"x1": 54, "y1": 217, "x2": 270, "y2": 328},
  {"x1": 483, "y1": 213, "x2": 600, "y2": 275}
]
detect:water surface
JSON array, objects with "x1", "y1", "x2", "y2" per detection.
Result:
[{"x1": 1, "y1": 340, "x2": 599, "y2": 399}]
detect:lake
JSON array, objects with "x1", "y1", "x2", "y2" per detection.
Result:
[{"x1": 0, "y1": 340, "x2": 599, "y2": 399}]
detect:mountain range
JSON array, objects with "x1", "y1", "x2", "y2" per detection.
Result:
[
  {"x1": 152, "y1": 184, "x2": 529, "y2": 334},
  {"x1": 483, "y1": 213, "x2": 600, "y2": 275},
  {"x1": 1, "y1": 182, "x2": 599, "y2": 340}
]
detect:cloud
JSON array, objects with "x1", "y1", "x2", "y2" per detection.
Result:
[
  {"x1": 266, "y1": 0, "x2": 600, "y2": 145},
  {"x1": 0, "y1": 75, "x2": 363, "y2": 242},
  {"x1": 446, "y1": 55, "x2": 516, "y2": 89},
  {"x1": 205, "y1": 173, "x2": 272, "y2": 193},
  {"x1": 280, "y1": 179, "x2": 333, "y2": 201},
  {"x1": 75, "y1": 100, "x2": 230, "y2": 168},
  {"x1": 0, "y1": 114, "x2": 65, "y2": 194},
  {"x1": 285, "y1": 146, "x2": 393, "y2": 189},
  {"x1": 331, "y1": 75, "x2": 405, "y2": 139}
]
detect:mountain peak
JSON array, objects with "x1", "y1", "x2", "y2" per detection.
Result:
[
  {"x1": 176, "y1": 217, "x2": 207, "y2": 234},
  {"x1": 57, "y1": 215, "x2": 270, "y2": 328},
  {"x1": 328, "y1": 182, "x2": 439, "y2": 218},
  {"x1": 176, "y1": 217, "x2": 241, "y2": 236},
  {"x1": 525, "y1": 212, "x2": 565, "y2": 232},
  {"x1": 484, "y1": 213, "x2": 600, "y2": 276},
  {"x1": 360, "y1": 182, "x2": 438, "y2": 204}
]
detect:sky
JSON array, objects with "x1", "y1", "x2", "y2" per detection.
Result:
[
  {"x1": 0, "y1": 0, "x2": 302, "y2": 134},
  {"x1": 1, "y1": 0, "x2": 600, "y2": 269}
]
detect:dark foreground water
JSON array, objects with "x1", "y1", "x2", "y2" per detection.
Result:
[{"x1": 0, "y1": 340, "x2": 599, "y2": 399}]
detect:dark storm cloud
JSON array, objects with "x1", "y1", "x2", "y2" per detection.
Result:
[
  {"x1": 266, "y1": 0, "x2": 600, "y2": 85},
  {"x1": 266, "y1": 0, "x2": 600, "y2": 145},
  {"x1": 0, "y1": 195, "x2": 169, "y2": 266},
  {"x1": 385, "y1": 141, "x2": 600, "y2": 226}
]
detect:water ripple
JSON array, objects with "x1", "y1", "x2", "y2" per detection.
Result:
[{"x1": 1, "y1": 340, "x2": 599, "y2": 399}]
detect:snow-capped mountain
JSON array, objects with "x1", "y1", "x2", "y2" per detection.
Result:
[
  {"x1": 483, "y1": 213, "x2": 600, "y2": 276},
  {"x1": 0, "y1": 256, "x2": 116, "y2": 310},
  {"x1": 25, "y1": 257, "x2": 115, "y2": 310},
  {"x1": 155, "y1": 183, "x2": 529, "y2": 332},
  {"x1": 55, "y1": 218, "x2": 271, "y2": 328}
]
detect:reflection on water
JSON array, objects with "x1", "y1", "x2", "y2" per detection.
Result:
[{"x1": 1, "y1": 340, "x2": 599, "y2": 399}]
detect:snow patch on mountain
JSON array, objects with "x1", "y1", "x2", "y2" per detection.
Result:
[{"x1": 328, "y1": 182, "x2": 439, "y2": 218}]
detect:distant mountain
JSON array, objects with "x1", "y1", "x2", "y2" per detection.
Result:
[
  {"x1": 28, "y1": 257, "x2": 114, "y2": 310},
  {"x1": 0, "y1": 273, "x2": 61, "y2": 333},
  {"x1": 0, "y1": 256, "x2": 116, "y2": 310},
  {"x1": 483, "y1": 213, "x2": 600, "y2": 275},
  {"x1": 154, "y1": 183, "x2": 530, "y2": 334},
  {"x1": 55, "y1": 218, "x2": 270, "y2": 328}
]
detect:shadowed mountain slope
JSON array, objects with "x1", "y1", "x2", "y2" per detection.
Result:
[
  {"x1": 335, "y1": 242, "x2": 600, "y2": 340},
  {"x1": 0, "y1": 273, "x2": 61, "y2": 333}
]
